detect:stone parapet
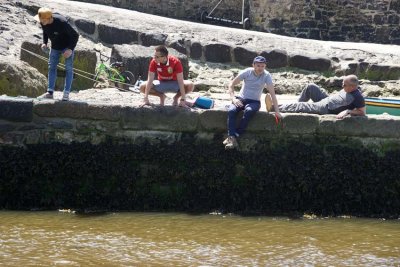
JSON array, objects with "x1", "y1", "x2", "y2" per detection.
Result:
[{"x1": 1, "y1": 97, "x2": 400, "y2": 146}]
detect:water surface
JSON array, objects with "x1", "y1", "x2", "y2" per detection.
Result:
[{"x1": 0, "y1": 211, "x2": 399, "y2": 266}]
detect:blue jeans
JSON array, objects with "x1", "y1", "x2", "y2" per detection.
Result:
[
  {"x1": 48, "y1": 48, "x2": 75, "y2": 93},
  {"x1": 227, "y1": 97, "x2": 261, "y2": 137}
]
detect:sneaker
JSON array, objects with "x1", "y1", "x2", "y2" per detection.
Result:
[
  {"x1": 223, "y1": 133, "x2": 239, "y2": 145},
  {"x1": 62, "y1": 92, "x2": 69, "y2": 101},
  {"x1": 265, "y1": 93, "x2": 273, "y2": 112},
  {"x1": 38, "y1": 92, "x2": 54, "y2": 99},
  {"x1": 223, "y1": 137, "x2": 229, "y2": 145},
  {"x1": 225, "y1": 136, "x2": 239, "y2": 150}
]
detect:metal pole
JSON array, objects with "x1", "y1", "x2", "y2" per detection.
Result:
[
  {"x1": 242, "y1": 0, "x2": 244, "y2": 23},
  {"x1": 209, "y1": 0, "x2": 224, "y2": 16}
]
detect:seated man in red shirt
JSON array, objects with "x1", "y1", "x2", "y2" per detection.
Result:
[{"x1": 140, "y1": 45, "x2": 194, "y2": 107}]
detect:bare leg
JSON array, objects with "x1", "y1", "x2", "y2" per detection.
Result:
[
  {"x1": 173, "y1": 80, "x2": 195, "y2": 105},
  {"x1": 140, "y1": 82, "x2": 167, "y2": 106}
]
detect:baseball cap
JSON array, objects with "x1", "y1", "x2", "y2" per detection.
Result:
[
  {"x1": 253, "y1": 56, "x2": 267, "y2": 64},
  {"x1": 34, "y1": 7, "x2": 53, "y2": 22}
]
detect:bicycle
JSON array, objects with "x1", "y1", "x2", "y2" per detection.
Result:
[{"x1": 93, "y1": 48, "x2": 135, "y2": 91}]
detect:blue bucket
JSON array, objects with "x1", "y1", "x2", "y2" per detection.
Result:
[{"x1": 194, "y1": 96, "x2": 214, "y2": 109}]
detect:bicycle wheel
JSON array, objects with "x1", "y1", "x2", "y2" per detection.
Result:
[{"x1": 114, "y1": 71, "x2": 135, "y2": 91}]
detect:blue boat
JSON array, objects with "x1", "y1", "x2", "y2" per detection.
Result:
[{"x1": 365, "y1": 97, "x2": 400, "y2": 116}]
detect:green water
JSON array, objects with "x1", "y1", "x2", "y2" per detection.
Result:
[{"x1": 0, "y1": 211, "x2": 399, "y2": 266}]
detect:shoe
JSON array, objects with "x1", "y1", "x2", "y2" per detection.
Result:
[
  {"x1": 265, "y1": 93, "x2": 273, "y2": 112},
  {"x1": 223, "y1": 137, "x2": 229, "y2": 145},
  {"x1": 38, "y1": 92, "x2": 54, "y2": 99},
  {"x1": 223, "y1": 133, "x2": 239, "y2": 145},
  {"x1": 224, "y1": 136, "x2": 239, "y2": 150},
  {"x1": 62, "y1": 92, "x2": 69, "y2": 101}
]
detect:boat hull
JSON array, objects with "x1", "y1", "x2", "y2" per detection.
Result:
[{"x1": 365, "y1": 97, "x2": 400, "y2": 116}]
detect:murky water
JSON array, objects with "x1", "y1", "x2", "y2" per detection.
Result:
[{"x1": 0, "y1": 211, "x2": 399, "y2": 266}]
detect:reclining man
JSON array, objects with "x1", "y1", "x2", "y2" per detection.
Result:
[{"x1": 267, "y1": 75, "x2": 365, "y2": 119}]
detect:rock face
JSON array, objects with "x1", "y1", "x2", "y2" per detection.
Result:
[{"x1": 0, "y1": 58, "x2": 46, "y2": 97}]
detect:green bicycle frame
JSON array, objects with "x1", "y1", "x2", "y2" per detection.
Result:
[{"x1": 94, "y1": 63, "x2": 126, "y2": 83}]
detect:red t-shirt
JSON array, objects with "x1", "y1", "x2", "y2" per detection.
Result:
[{"x1": 149, "y1": 55, "x2": 183, "y2": 81}]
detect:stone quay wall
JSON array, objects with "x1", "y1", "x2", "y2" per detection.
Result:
[
  {"x1": 70, "y1": 0, "x2": 400, "y2": 44},
  {"x1": 1, "y1": 96, "x2": 400, "y2": 217}
]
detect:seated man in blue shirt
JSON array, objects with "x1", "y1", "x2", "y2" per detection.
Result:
[
  {"x1": 224, "y1": 56, "x2": 281, "y2": 150},
  {"x1": 271, "y1": 75, "x2": 365, "y2": 119}
]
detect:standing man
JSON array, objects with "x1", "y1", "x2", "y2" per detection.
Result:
[
  {"x1": 274, "y1": 75, "x2": 365, "y2": 119},
  {"x1": 224, "y1": 56, "x2": 281, "y2": 149},
  {"x1": 35, "y1": 7, "x2": 79, "y2": 101},
  {"x1": 140, "y1": 45, "x2": 194, "y2": 107}
]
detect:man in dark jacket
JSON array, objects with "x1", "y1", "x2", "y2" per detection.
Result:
[{"x1": 35, "y1": 7, "x2": 79, "y2": 101}]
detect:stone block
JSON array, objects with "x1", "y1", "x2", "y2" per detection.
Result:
[
  {"x1": 198, "y1": 109, "x2": 227, "y2": 132},
  {"x1": 260, "y1": 49, "x2": 288, "y2": 69},
  {"x1": 75, "y1": 19, "x2": 96, "y2": 35},
  {"x1": 277, "y1": 114, "x2": 319, "y2": 135},
  {"x1": 318, "y1": 115, "x2": 400, "y2": 138},
  {"x1": 246, "y1": 112, "x2": 282, "y2": 134},
  {"x1": 298, "y1": 20, "x2": 317, "y2": 28},
  {"x1": 121, "y1": 106, "x2": 199, "y2": 132},
  {"x1": 98, "y1": 24, "x2": 139, "y2": 45},
  {"x1": 168, "y1": 40, "x2": 187, "y2": 55},
  {"x1": 76, "y1": 120, "x2": 120, "y2": 132},
  {"x1": 289, "y1": 54, "x2": 331, "y2": 72},
  {"x1": 233, "y1": 46, "x2": 257, "y2": 66},
  {"x1": 34, "y1": 101, "x2": 122, "y2": 121},
  {"x1": 190, "y1": 42, "x2": 202, "y2": 60},
  {"x1": 0, "y1": 123, "x2": 16, "y2": 133},
  {"x1": 34, "y1": 100, "x2": 89, "y2": 119},
  {"x1": 204, "y1": 43, "x2": 232, "y2": 63},
  {"x1": 345, "y1": 63, "x2": 358, "y2": 75},
  {"x1": 0, "y1": 97, "x2": 33, "y2": 122},
  {"x1": 139, "y1": 33, "x2": 168, "y2": 47},
  {"x1": 365, "y1": 64, "x2": 390, "y2": 81}
]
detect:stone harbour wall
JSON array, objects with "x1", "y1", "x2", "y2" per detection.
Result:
[
  {"x1": 70, "y1": 0, "x2": 400, "y2": 44},
  {"x1": 1, "y1": 97, "x2": 400, "y2": 217}
]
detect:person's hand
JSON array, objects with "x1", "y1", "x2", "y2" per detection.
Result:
[
  {"x1": 232, "y1": 98, "x2": 243, "y2": 108},
  {"x1": 140, "y1": 96, "x2": 151, "y2": 107},
  {"x1": 63, "y1": 49, "x2": 72, "y2": 58},
  {"x1": 336, "y1": 109, "x2": 350, "y2": 119},
  {"x1": 178, "y1": 99, "x2": 190, "y2": 108},
  {"x1": 41, "y1": 44, "x2": 49, "y2": 53}
]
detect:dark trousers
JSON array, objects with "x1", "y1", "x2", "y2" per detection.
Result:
[{"x1": 227, "y1": 97, "x2": 260, "y2": 137}]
